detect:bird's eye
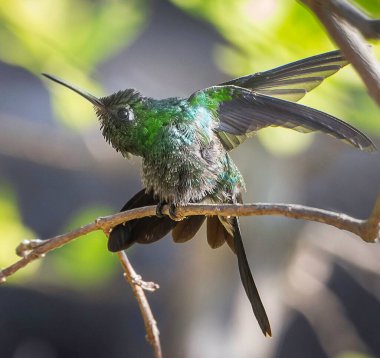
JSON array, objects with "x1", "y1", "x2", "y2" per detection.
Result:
[{"x1": 117, "y1": 108, "x2": 131, "y2": 121}]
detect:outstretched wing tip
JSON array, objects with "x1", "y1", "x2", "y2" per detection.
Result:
[
  {"x1": 348, "y1": 132, "x2": 376, "y2": 153},
  {"x1": 219, "y1": 50, "x2": 349, "y2": 103},
  {"x1": 362, "y1": 142, "x2": 377, "y2": 153},
  {"x1": 211, "y1": 86, "x2": 374, "y2": 154}
]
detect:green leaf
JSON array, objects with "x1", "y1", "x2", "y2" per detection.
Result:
[{"x1": 354, "y1": 0, "x2": 380, "y2": 16}]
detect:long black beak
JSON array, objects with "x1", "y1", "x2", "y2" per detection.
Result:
[{"x1": 42, "y1": 73, "x2": 103, "y2": 107}]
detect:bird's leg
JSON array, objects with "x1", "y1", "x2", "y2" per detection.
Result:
[
  {"x1": 155, "y1": 202, "x2": 183, "y2": 221},
  {"x1": 155, "y1": 201, "x2": 166, "y2": 218},
  {"x1": 168, "y1": 203, "x2": 183, "y2": 221}
]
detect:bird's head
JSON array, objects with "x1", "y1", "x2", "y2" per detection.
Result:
[{"x1": 42, "y1": 74, "x2": 144, "y2": 156}]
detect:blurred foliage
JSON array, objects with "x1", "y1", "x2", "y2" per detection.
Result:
[
  {"x1": 1, "y1": 0, "x2": 380, "y2": 284},
  {"x1": 0, "y1": 183, "x2": 40, "y2": 282},
  {"x1": 0, "y1": 0, "x2": 148, "y2": 129},
  {"x1": 47, "y1": 206, "x2": 118, "y2": 290},
  {"x1": 354, "y1": 0, "x2": 380, "y2": 16},
  {"x1": 337, "y1": 351, "x2": 376, "y2": 358},
  {"x1": 257, "y1": 127, "x2": 312, "y2": 156},
  {"x1": 170, "y1": 0, "x2": 380, "y2": 155},
  {"x1": 0, "y1": 187, "x2": 118, "y2": 288},
  {"x1": 1, "y1": 0, "x2": 378, "y2": 152}
]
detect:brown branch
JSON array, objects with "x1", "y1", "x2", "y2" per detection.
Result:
[
  {"x1": 301, "y1": 0, "x2": 380, "y2": 106},
  {"x1": 1, "y1": 200, "x2": 379, "y2": 283},
  {"x1": 98, "y1": 227, "x2": 162, "y2": 357},
  {"x1": 117, "y1": 251, "x2": 162, "y2": 358},
  {"x1": 328, "y1": 0, "x2": 380, "y2": 39},
  {"x1": 361, "y1": 188, "x2": 380, "y2": 242},
  {"x1": 1, "y1": 199, "x2": 379, "y2": 355}
]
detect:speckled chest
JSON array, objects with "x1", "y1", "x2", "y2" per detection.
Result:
[{"x1": 141, "y1": 119, "x2": 227, "y2": 204}]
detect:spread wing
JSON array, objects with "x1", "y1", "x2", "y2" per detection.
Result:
[
  {"x1": 220, "y1": 50, "x2": 348, "y2": 102},
  {"x1": 189, "y1": 86, "x2": 375, "y2": 152},
  {"x1": 209, "y1": 50, "x2": 359, "y2": 150}
]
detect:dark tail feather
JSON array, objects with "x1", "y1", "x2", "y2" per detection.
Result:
[
  {"x1": 172, "y1": 216, "x2": 205, "y2": 243},
  {"x1": 207, "y1": 216, "x2": 227, "y2": 249},
  {"x1": 108, "y1": 189, "x2": 177, "y2": 252},
  {"x1": 108, "y1": 224, "x2": 133, "y2": 252},
  {"x1": 206, "y1": 216, "x2": 236, "y2": 251},
  {"x1": 224, "y1": 231, "x2": 236, "y2": 253},
  {"x1": 232, "y1": 217, "x2": 272, "y2": 337}
]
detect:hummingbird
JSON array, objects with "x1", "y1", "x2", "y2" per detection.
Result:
[{"x1": 43, "y1": 50, "x2": 375, "y2": 337}]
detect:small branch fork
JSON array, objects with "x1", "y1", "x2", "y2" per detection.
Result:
[
  {"x1": 300, "y1": 0, "x2": 380, "y2": 106},
  {"x1": 1, "y1": 198, "x2": 379, "y2": 356},
  {"x1": 2, "y1": 199, "x2": 380, "y2": 281},
  {"x1": 116, "y1": 250, "x2": 162, "y2": 358}
]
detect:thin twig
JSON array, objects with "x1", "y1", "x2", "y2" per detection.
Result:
[
  {"x1": 117, "y1": 251, "x2": 162, "y2": 358},
  {"x1": 361, "y1": 188, "x2": 380, "y2": 242},
  {"x1": 1, "y1": 200, "x2": 379, "y2": 283},
  {"x1": 328, "y1": 0, "x2": 380, "y2": 39},
  {"x1": 100, "y1": 227, "x2": 161, "y2": 356},
  {"x1": 1, "y1": 200, "x2": 379, "y2": 357},
  {"x1": 301, "y1": 0, "x2": 380, "y2": 106}
]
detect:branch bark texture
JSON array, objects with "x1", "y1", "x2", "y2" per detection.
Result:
[
  {"x1": 1, "y1": 200, "x2": 379, "y2": 283},
  {"x1": 117, "y1": 251, "x2": 162, "y2": 358},
  {"x1": 301, "y1": 0, "x2": 380, "y2": 106},
  {"x1": 1, "y1": 198, "x2": 379, "y2": 356}
]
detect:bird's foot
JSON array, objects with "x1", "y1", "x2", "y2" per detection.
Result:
[
  {"x1": 155, "y1": 202, "x2": 183, "y2": 221},
  {"x1": 168, "y1": 203, "x2": 183, "y2": 221},
  {"x1": 156, "y1": 202, "x2": 166, "y2": 218}
]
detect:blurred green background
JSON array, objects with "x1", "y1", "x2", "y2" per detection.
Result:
[{"x1": 0, "y1": 0, "x2": 379, "y2": 357}]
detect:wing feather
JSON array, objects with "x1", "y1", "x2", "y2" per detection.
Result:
[
  {"x1": 220, "y1": 50, "x2": 347, "y2": 102},
  {"x1": 189, "y1": 86, "x2": 375, "y2": 152},
  {"x1": 108, "y1": 189, "x2": 177, "y2": 252},
  {"x1": 208, "y1": 51, "x2": 356, "y2": 150}
]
